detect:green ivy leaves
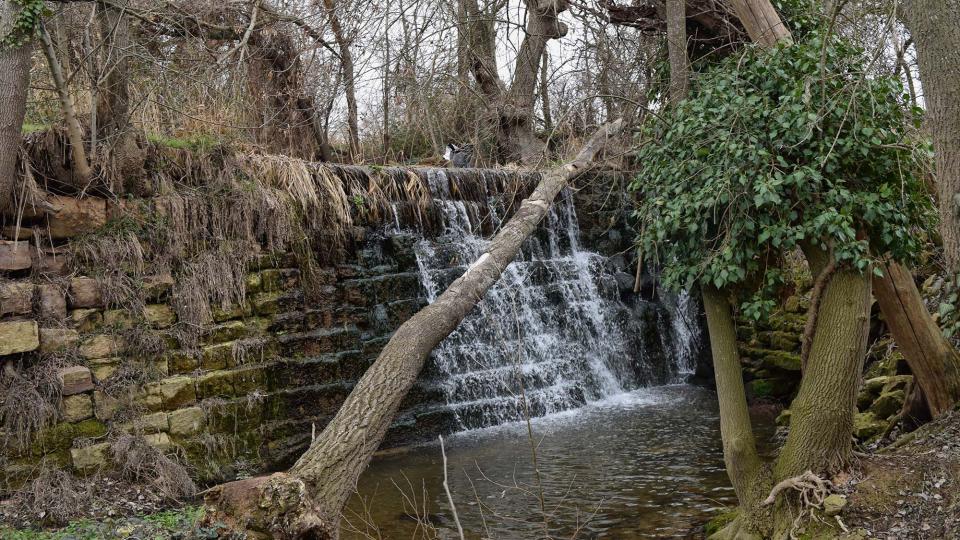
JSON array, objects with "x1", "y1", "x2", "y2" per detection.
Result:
[
  {"x1": 630, "y1": 30, "x2": 931, "y2": 314},
  {"x1": 1, "y1": 0, "x2": 49, "y2": 49}
]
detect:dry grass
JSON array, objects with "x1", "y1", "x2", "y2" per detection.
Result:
[
  {"x1": 17, "y1": 468, "x2": 90, "y2": 526},
  {"x1": 110, "y1": 434, "x2": 197, "y2": 501},
  {"x1": 0, "y1": 356, "x2": 72, "y2": 451}
]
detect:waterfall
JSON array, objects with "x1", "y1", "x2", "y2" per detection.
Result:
[{"x1": 402, "y1": 169, "x2": 698, "y2": 430}]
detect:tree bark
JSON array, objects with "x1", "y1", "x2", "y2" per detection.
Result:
[
  {"x1": 461, "y1": 0, "x2": 568, "y2": 164},
  {"x1": 873, "y1": 260, "x2": 960, "y2": 416},
  {"x1": 321, "y1": 0, "x2": 360, "y2": 162},
  {"x1": 40, "y1": 22, "x2": 93, "y2": 187},
  {"x1": 772, "y1": 245, "x2": 871, "y2": 534},
  {"x1": 0, "y1": 1, "x2": 32, "y2": 212},
  {"x1": 97, "y1": 0, "x2": 132, "y2": 141},
  {"x1": 202, "y1": 119, "x2": 624, "y2": 539},
  {"x1": 666, "y1": 0, "x2": 690, "y2": 103},
  {"x1": 901, "y1": 1, "x2": 960, "y2": 276},
  {"x1": 702, "y1": 287, "x2": 770, "y2": 539},
  {"x1": 726, "y1": 0, "x2": 791, "y2": 47}
]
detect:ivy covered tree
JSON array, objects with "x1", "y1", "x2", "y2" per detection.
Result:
[{"x1": 630, "y1": 27, "x2": 930, "y2": 538}]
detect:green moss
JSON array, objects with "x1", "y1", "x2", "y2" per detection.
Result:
[
  {"x1": 21, "y1": 123, "x2": 51, "y2": 134},
  {"x1": 704, "y1": 509, "x2": 738, "y2": 536}
]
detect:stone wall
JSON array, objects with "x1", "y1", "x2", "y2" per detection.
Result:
[{"x1": 1, "y1": 220, "x2": 455, "y2": 490}]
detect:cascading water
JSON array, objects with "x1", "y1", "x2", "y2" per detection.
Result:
[{"x1": 398, "y1": 169, "x2": 700, "y2": 431}]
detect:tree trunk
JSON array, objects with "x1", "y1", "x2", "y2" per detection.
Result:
[
  {"x1": 322, "y1": 0, "x2": 360, "y2": 162},
  {"x1": 201, "y1": 120, "x2": 624, "y2": 539},
  {"x1": 702, "y1": 287, "x2": 770, "y2": 539},
  {"x1": 772, "y1": 245, "x2": 871, "y2": 533},
  {"x1": 666, "y1": 0, "x2": 689, "y2": 103},
  {"x1": 0, "y1": 1, "x2": 32, "y2": 212},
  {"x1": 873, "y1": 260, "x2": 960, "y2": 416},
  {"x1": 461, "y1": 0, "x2": 568, "y2": 164},
  {"x1": 540, "y1": 49, "x2": 552, "y2": 132},
  {"x1": 727, "y1": 0, "x2": 792, "y2": 47},
  {"x1": 901, "y1": 1, "x2": 960, "y2": 275},
  {"x1": 40, "y1": 23, "x2": 93, "y2": 187},
  {"x1": 97, "y1": 0, "x2": 132, "y2": 141}
]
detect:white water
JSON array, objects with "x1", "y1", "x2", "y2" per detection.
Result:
[{"x1": 407, "y1": 169, "x2": 700, "y2": 430}]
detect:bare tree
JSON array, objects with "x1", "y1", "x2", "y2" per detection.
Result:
[
  {"x1": 901, "y1": 0, "x2": 960, "y2": 277},
  {"x1": 461, "y1": 0, "x2": 570, "y2": 163}
]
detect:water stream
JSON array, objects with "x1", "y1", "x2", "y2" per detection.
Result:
[{"x1": 351, "y1": 170, "x2": 724, "y2": 537}]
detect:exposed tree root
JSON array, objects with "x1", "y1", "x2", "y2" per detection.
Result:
[
  {"x1": 763, "y1": 470, "x2": 835, "y2": 539},
  {"x1": 200, "y1": 473, "x2": 332, "y2": 539}
]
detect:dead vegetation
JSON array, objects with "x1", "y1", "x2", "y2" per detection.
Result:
[
  {"x1": 0, "y1": 355, "x2": 72, "y2": 452},
  {"x1": 110, "y1": 434, "x2": 197, "y2": 502}
]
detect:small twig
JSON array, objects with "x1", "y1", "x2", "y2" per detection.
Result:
[{"x1": 439, "y1": 435, "x2": 465, "y2": 540}]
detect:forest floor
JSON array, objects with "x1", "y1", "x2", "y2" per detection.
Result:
[
  {"x1": 842, "y1": 408, "x2": 960, "y2": 539},
  {"x1": 2, "y1": 410, "x2": 959, "y2": 539}
]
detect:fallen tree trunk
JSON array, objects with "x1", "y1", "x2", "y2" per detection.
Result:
[
  {"x1": 201, "y1": 119, "x2": 624, "y2": 539},
  {"x1": 873, "y1": 259, "x2": 960, "y2": 416}
]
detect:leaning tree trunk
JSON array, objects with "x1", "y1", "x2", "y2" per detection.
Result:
[
  {"x1": 201, "y1": 119, "x2": 624, "y2": 539},
  {"x1": 902, "y1": 0, "x2": 960, "y2": 276},
  {"x1": 0, "y1": 1, "x2": 32, "y2": 212},
  {"x1": 873, "y1": 260, "x2": 960, "y2": 416},
  {"x1": 702, "y1": 287, "x2": 770, "y2": 540}
]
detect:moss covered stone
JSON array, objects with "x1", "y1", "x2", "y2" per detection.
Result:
[{"x1": 853, "y1": 412, "x2": 886, "y2": 440}]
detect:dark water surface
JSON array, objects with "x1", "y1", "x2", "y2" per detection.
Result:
[{"x1": 344, "y1": 385, "x2": 771, "y2": 539}]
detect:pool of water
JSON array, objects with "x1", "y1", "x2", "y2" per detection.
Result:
[{"x1": 344, "y1": 385, "x2": 774, "y2": 539}]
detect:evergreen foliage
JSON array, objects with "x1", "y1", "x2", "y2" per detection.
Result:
[{"x1": 630, "y1": 31, "x2": 931, "y2": 318}]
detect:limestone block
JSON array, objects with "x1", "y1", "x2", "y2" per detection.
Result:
[
  {"x1": 144, "y1": 274, "x2": 175, "y2": 301},
  {"x1": 61, "y1": 394, "x2": 94, "y2": 423},
  {"x1": 31, "y1": 248, "x2": 71, "y2": 276},
  {"x1": 168, "y1": 407, "x2": 205, "y2": 436},
  {"x1": 58, "y1": 366, "x2": 94, "y2": 395},
  {"x1": 143, "y1": 304, "x2": 176, "y2": 328},
  {"x1": 144, "y1": 432, "x2": 172, "y2": 451},
  {"x1": 38, "y1": 285, "x2": 67, "y2": 320},
  {"x1": 202, "y1": 342, "x2": 234, "y2": 371},
  {"x1": 102, "y1": 309, "x2": 134, "y2": 329},
  {"x1": 166, "y1": 350, "x2": 199, "y2": 374},
  {"x1": 204, "y1": 320, "x2": 251, "y2": 345},
  {"x1": 196, "y1": 370, "x2": 236, "y2": 399},
  {"x1": 853, "y1": 412, "x2": 885, "y2": 440},
  {"x1": 823, "y1": 494, "x2": 847, "y2": 516},
  {"x1": 0, "y1": 320, "x2": 39, "y2": 355},
  {"x1": 93, "y1": 391, "x2": 119, "y2": 420},
  {"x1": 39, "y1": 327, "x2": 79, "y2": 353},
  {"x1": 153, "y1": 376, "x2": 196, "y2": 409},
  {"x1": 79, "y1": 334, "x2": 121, "y2": 359},
  {"x1": 0, "y1": 240, "x2": 31, "y2": 271},
  {"x1": 69, "y1": 277, "x2": 103, "y2": 308},
  {"x1": 120, "y1": 412, "x2": 169, "y2": 434},
  {"x1": 0, "y1": 282, "x2": 34, "y2": 316},
  {"x1": 87, "y1": 357, "x2": 120, "y2": 381},
  {"x1": 871, "y1": 390, "x2": 906, "y2": 419},
  {"x1": 71, "y1": 442, "x2": 110, "y2": 472},
  {"x1": 45, "y1": 195, "x2": 108, "y2": 240},
  {"x1": 70, "y1": 308, "x2": 102, "y2": 332},
  {"x1": 212, "y1": 302, "x2": 252, "y2": 322}
]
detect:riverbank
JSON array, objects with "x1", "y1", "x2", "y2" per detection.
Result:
[{"x1": 3, "y1": 390, "x2": 957, "y2": 539}]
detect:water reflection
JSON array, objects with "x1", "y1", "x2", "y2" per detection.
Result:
[{"x1": 345, "y1": 385, "x2": 773, "y2": 539}]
